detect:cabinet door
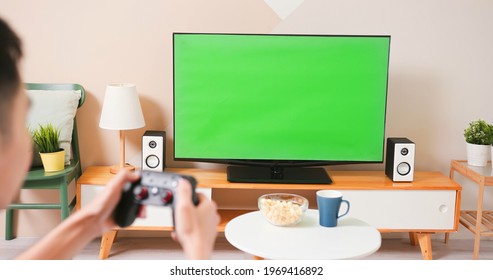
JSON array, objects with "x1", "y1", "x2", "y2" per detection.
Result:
[
  {"x1": 339, "y1": 190, "x2": 456, "y2": 230},
  {"x1": 80, "y1": 184, "x2": 212, "y2": 227}
]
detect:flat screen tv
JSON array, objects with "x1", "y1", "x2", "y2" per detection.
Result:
[{"x1": 173, "y1": 33, "x2": 390, "y2": 184}]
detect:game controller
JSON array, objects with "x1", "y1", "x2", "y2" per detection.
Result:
[{"x1": 113, "y1": 170, "x2": 199, "y2": 228}]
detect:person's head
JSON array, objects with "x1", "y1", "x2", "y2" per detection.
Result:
[{"x1": 0, "y1": 18, "x2": 32, "y2": 208}]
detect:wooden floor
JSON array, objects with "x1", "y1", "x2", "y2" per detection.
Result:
[{"x1": 1, "y1": 236, "x2": 493, "y2": 260}]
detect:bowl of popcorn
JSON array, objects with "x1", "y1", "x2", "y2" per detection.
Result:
[{"x1": 258, "y1": 193, "x2": 308, "y2": 226}]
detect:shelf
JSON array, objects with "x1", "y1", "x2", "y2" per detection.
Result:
[
  {"x1": 110, "y1": 209, "x2": 253, "y2": 233},
  {"x1": 450, "y1": 160, "x2": 493, "y2": 186},
  {"x1": 217, "y1": 209, "x2": 253, "y2": 231},
  {"x1": 459, "y1": 210, "x2": 493, "y2": 236},
  {"x1": 450, "y1": 160, "x2": 493, "y2": 259}
]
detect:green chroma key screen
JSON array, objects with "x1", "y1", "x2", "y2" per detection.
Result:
[{"x1": 173, "y1": 33, "x2": 390, "y2": 162}]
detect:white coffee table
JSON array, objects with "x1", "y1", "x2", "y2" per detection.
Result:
[{"x1": 225, "y1": 209, "x2": 381, "y2": 260}]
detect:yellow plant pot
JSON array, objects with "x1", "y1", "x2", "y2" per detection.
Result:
[{"x1": 39, "y1": 149, "x2": 65, "y2": 172}]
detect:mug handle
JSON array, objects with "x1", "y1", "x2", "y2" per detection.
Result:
[{"x1": 338, "y1": 200, "x2": 350, "y2": 219}]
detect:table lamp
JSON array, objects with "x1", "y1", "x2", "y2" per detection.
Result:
[{"x1": 99, "y1": 83, "x2": 145, "y2": 174}]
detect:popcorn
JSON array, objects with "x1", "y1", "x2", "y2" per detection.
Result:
[{"x1": 259, "y1": 197, "x2": 304, "y2": 226}]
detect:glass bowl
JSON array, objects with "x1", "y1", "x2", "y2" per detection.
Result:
[{"x1": 258, "y1": 193, "x2": 308, "y2": 226}]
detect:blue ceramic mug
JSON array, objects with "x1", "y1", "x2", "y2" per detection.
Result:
[{"x1": 316, "y1": 190, "x2": 350, "y2": 227}]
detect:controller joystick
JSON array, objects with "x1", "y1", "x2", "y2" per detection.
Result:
[{"x1": 113, "y1": 170, "x2": 199, "y2": 228}]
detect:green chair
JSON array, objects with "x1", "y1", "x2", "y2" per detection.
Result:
[{"x1": 5, "y1": 83, "x2": 85, "y2": 240}]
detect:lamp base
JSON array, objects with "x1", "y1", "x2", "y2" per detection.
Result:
[{"x1": 109, "y1": 164, "x2": 136, "y2": 174}]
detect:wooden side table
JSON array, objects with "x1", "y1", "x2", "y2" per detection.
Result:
[{"x1": 449, "y1": 160, "x2": 493, "y2": 259}]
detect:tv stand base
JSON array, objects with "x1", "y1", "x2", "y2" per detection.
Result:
[{"x1": 227, "y1": 166, "x2": 332, "y2": 184}]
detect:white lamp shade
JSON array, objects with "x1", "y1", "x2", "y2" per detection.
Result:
[{"x1": 99, "y1": 83, "x2": 145, "y2": 130}]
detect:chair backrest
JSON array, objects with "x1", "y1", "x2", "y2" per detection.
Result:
[{"x1": 25, "y1": 83, "x2": 85, "y2": 165}]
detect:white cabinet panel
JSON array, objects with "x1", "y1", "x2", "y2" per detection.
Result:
[
  {"x1": 80, "y1": 184, "x2": 105, "y2": 208},
  {"x1": 340, "y1": 190, "x2": 456, "y2": 230},
  {"x1": 81, "y1": 184, "x2": 212, "y2": 227}
]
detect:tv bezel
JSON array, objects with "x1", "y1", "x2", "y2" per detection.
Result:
[{"x1": 172, "y1": 32, "x2": 391, "y2": 170}]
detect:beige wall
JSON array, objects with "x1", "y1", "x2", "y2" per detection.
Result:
[{"x1": 0, "y1": 0, "x2": 492, "y2": 240}]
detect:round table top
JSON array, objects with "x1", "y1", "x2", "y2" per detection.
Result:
[{"x1": 225, "y1": 209, "x2": 381, "y2": 260}]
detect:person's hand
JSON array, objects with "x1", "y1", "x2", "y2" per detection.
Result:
[
  {"x1": 172, "y1": 179, "x2": 220, "y2": 259},
  {"x1": 82, "y1": 169, "x2": 140, "y2": 236},
  {"x1": 15, "y1": 169, "x2": 140, "y2": 260}
]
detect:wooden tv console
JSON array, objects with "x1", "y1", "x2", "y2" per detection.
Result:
[{"x1": 76, "y1": 166, "x2": 461, "y2": 260}]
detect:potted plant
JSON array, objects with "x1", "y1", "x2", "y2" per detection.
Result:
[
  {"x1": 32, "y1": 123, "x2": 65, "y2": 172},
  {"x1": 463, "y1": 119, "x2": 493, "y2": 166}
]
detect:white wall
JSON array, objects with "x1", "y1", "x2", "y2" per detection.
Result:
[{"x1": 0, "y1": 0, "x2": 492, "y2": 240}]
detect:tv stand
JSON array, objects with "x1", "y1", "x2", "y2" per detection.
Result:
[
  {"x1": 227, "y1": 166, "x2": 332, "y2": 184},
  {"x1": 77, "y1": 167, "x2": 460, "y2": 260}
]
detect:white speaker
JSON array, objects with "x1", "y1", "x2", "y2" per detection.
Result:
[
  {"x1": 385, "y1": 137, "x2": 415, "y2": 182},
  {"x1": 142, "y1": 131, "x2": 166, "y2": 171}
]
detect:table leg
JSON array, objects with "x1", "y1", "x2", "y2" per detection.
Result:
[
  {"x1": 445, "y1": 167, "x2": 455, "y2": 246},
  {"x1": 100, "y1": 230, "x2": 118, "y2": 259},
  {"x1": 473, "y1": 182, "x2": 486, "y2": 260},
  {"x1": 409, "y1": 232, "x2": 418, "y2": 246},
  {"x1": 417, "y1": 233, "x2": 432, "y2": 260}
]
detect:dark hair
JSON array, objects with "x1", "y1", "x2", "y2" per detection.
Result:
[{"x1": 0, "y1": 17, "x2": 23, "y2": 139}]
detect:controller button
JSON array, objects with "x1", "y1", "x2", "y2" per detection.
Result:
[
  {"x1": 133, "y1": 186, "x2": 148, "y2": 200},
  {"x1": 137, "y1": 204, "x2": 146, "y2": 218},
  {"x1": 151, "y1": 186, "x2": 159, "y2": 195},
  {"x1": 162, "y1": 191, "x2": 173, "y2": 204}
]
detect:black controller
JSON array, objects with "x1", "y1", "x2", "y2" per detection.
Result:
[{"x1": 113, "y1": 170, "x2": 199, "y2": 228}]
